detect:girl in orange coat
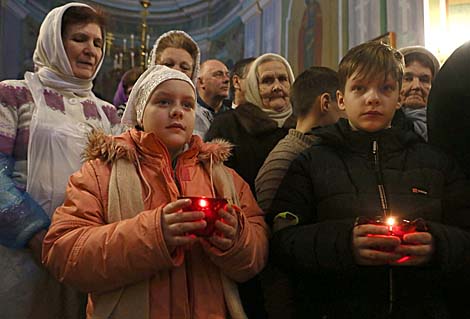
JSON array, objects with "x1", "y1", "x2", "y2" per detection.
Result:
[{"x1": 42, "y1": 65, "x2": 268, "y2": 319}]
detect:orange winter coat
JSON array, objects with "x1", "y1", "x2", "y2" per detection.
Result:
[{"x1": 42, "y1": 129, "x2": 269, "y2": 319}]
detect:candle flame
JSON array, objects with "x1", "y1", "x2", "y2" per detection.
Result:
[
  {"x1": 386, "y1": 217, "x2": 396, "y2": 227},
  {"x1": 198, "y1": 199, "x2": 209, "y2": 208}
]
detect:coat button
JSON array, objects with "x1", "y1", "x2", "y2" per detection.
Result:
[{"x1": 69, "y1": 98, "x2": 78, "y2": 104}]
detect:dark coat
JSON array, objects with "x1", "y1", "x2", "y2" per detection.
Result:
[
  {"x1": 205, "y1": 102, "x2": 296, "y2": 195},
  {"x1": 269, "y1": 118, "x2": 470, "y2": 319},
  {"x1": 428, "y1": 40, "x2": 470, "y2": 178}
]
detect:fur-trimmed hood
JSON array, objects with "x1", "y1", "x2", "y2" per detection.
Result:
[{"x1": 82, "y1": 129, "x2": 233, "y2": 165}]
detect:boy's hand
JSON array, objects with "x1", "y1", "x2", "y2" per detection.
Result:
[
  {"x1": 352, "y1": 224, "x2": 401, "y2": 265},
  {"x1": 390, "y1": 231, "x2": 434, "y2": 266},
  {"x1": 161, "y1": 199, "x2": 206, "y2": 252},
  {"x1": 206, "y1": 205, "x2": 239, "y2": 252}
]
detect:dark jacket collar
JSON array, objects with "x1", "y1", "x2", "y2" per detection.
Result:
[
  {"x1": 232, "y1": 102, "x2": 296, "y2": 136},
  {"x1": 312, "y1": 118, "x2": 422, "y2": 154}
]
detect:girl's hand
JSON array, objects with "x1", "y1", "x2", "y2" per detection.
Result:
[
  {"x1": 206, "y1": 205, "x2": 239, "y2": 251},
  {"x1": 161, "y1": 199, "x2": 206, "y2": 252}
]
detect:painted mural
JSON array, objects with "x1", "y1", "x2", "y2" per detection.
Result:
[
  {"x1": 297, "y1": 0, "x2": 323, "y2": 71},
  {"x1": 207, "y1": 21, "x2": 244, "y2": 70}
]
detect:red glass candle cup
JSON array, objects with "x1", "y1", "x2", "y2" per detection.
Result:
[
  {"x1": 179, "y1": 196, "x2": 228, "y2": 237},
  {"x1": 355, "y1": 216, "x2": 427, "y2": 241}
]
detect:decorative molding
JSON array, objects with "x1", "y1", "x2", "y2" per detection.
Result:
[{"x1": 240, "y1": 1, "x2": 261, "y2": 23}]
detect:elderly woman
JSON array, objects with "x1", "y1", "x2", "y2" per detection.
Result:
[
  {"x1": 42, "y1": 65, "x2": 268, "y2": 318},
  {"x1": 205, "y1": 53, "x2": 296, "y2": 318},
  {"x1": 206, "y1": 53, "x2": 296, "y2": 194},
  {"x1": 0, "y1": 2, "x2": 120, "y2": 318},
  {"x1": 394, "y1": 46, "x2": 440, "y2": 141}
]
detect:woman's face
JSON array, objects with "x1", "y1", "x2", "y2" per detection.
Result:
[
  {"x1": 157, "y1": 47, "x2": 194, "y2": 79},
  {"x1": 142, "y1": 79, "x2": 196, "y2": 158},
  {"x1": 257, "y1": 60, "x2": 291, "y2": 112},
  {"x1": 63, "y1": 22, "x2": 103, "y2": 79}
]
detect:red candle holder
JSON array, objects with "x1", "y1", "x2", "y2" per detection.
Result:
[
  {"x1": 179, "y1": 196, "x2": 228, "y2": 237},
  {"x1": 355, "y1": 216, "x2": 427, "y2": 240}
]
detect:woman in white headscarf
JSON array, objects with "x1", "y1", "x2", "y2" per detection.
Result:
[
  {"x1": 42, "y1": 65, "x2": 268, "y2": 319},
  {"x1": 0, "y1": 2, "x2": 120, "y2": 318}
]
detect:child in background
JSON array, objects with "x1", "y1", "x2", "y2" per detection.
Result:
[
  {"x1": 256, "y1": 66, "x2": 344, "y2": 214},
  {"x1": 256, "y1": 66, "x2": 344, "y2": 319},
  {"x1": 42, "y1": 65, "x2": 268, "y2": 319},
  {"x1": 268, "y1": 41, "x2": 470, "y2": 319}
]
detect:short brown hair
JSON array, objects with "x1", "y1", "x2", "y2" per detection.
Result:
[
  {"x1": 61, "y1": 6, "x2": 107, "y2": 38},
  {"x1": 338, "y1": 41, "x2": 404, "y2": 93},
  {"x1": 154, "y1": 33, "x2": 199, "y2": 76},
  {"x1": 291, "y1": 66, "x2": 338, "y2": 117}
]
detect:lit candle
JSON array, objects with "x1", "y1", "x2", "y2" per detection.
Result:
[
  {"x1": 130, "y1": 51, "x2": 135, "y2": 68},
  {"x1": 114, "y1": 53, "x2": 118, "y2": 69},
  {"x1": 146, "y1": 34, "x2": 150, "y2": 49},
  {"x1": 119, "y1": 52, "x2": 123, "y2": 69},
  {"x1": 386, "y1": 216, "x2": 395, "y2": 234},
  {"x1": 123, "y1": 38, "x2": 127, "y2": 52},
  {"x1": 130, "y1": 34, "x2": 134, "y2": 49}
]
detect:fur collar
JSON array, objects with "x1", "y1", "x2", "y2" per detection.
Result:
[{"x1": 82, "y1": 129, "x2": 233, "y2": 165}]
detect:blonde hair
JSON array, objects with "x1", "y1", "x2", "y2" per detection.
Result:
[{"x1": 149, "y1": 30, "x2": 200, "y2": 83}]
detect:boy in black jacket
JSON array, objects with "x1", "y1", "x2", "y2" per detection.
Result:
[{"x1": 268, "y1": 40, "x2": 470, "y2": 319}]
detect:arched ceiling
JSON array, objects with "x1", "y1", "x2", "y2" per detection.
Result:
[{"x1": 87, "y1": 0, "x2": 235, "y2": 25}]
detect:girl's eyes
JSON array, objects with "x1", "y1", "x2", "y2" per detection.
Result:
[
  {"x1": 183, "y1": 102, "x2": 195, "y2": 109},
  {"x1": 157, "y1": 99, "x2": 170, "y2": 106},
  {"x1": 155, "y1": 99, "x2": 194, "y2": 109}
]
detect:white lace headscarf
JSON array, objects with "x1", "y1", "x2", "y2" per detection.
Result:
[
  {"x1": 148, "y1": 30, "x2": 200, "y2": 84},
  {"x1": 121, "y1": 65, "x2": 196, "y2": 127},
  {"x1": 32, "y1": 2, "x2": 106, "y2": 96},
  {"x1": 245, "y1": 53, "x2": 295, "y2": 127}
]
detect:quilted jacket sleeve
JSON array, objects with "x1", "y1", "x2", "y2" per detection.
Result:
[
  {"x1": 203, "y1": 169, "x2": 269, "y2": 283},
  {"x1": 42, "y1": 160, "x2": 183, "y2": 293},
  {"x1": 268, "y1": 151, "x2": 358, "y2": 276}
]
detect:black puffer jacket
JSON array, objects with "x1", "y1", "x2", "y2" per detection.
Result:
[{"x1": 269, "y1": 119, "x2": 470, "y2": 319}]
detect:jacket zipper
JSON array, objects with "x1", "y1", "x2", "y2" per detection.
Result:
[
  {"x1": 372, "y1": 140, "x2": 390, "y2": 216},
  {"x1": 371, "y1": 140, "x2": 394, "y2": 317}
]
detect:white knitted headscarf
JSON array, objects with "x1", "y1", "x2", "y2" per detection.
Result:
[
  {"x1": 148, "y1": 30, "x2": 200, "y2": 84},
  {"x1": 121, "y1": 65, "x2": 196, "y2": 127},
  {"x1": 32, "y1": 2, "x2": 106, "y2": 96},
  {"x1": 245, "y1": 53, "x2": 295, "y2": 127}
]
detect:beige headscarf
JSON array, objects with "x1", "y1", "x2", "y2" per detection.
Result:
[
  {"x1": 32, "y1": 2, "x2": 106, "y2": 96},
  {"x1": 148, "y1": 30, "x2": 201, "y2": 84},
  {"x1": 121, "y1": 65, "x2": 196, "y2": 127},
  {"x1": 245, "y1": 53, "x2": 295, "y2": 127}
]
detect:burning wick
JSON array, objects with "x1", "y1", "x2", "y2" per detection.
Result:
[
  {"x1": 386, "y1": 216, "x2": 395, "y2": 233},
  {"x1": 198, "y1": 199, "x2": 209, "y2": 208}
]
